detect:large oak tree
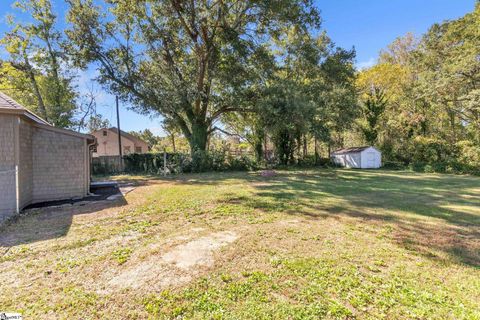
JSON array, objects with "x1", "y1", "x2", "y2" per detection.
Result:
[{"x1": 65, "y1": 0, "x2": 320, "y2": 153}]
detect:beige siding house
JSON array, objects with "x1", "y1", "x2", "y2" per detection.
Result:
[
  {"x1": 91, "y1": 127, "x2": 149, "y2": 157},
  {"x1": 0, "y1": 92, "x2": 95, "y2": 222}
]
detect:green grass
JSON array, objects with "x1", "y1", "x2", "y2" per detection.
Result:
[
  {"x1": 1, "y1": 169, "x2": 479, "y2": 319},
  {"x1": 112, "y1": 247, "x2": 133, "y2": 265}
]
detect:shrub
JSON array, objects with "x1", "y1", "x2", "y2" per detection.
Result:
[
  {"x1": 409, "y1": 162, "x2": 427, "y2": 172},
  {"x1": 398, "y1": 137, "x2": 480, "y2": 176},
  {"x1": 432, "y1": 162, "x2": 447, "y2": 173},
  {"x1": 409, "y1": 136, "x2": 456, "y2": 164},
  {"x1": 296, "y1": 155, "x2": 317, "y2": 167},
  {"x1": 123, "y1": 153, "x2": 182, "y2": 174},
  {"x1": 123, "y1": 150, "x2": 257, "y2": 174},
  {"x1": 456, "y1": 140, "x2": 480, "y2": 168},
  {"x1": 382, "y1": 161, "x2": 405, "y2": 170},
  {"x1": 225, "y1": 155, "x2": 253, "y2": 171},
  {"x1": 188, "y1": 150, "x2": 215, "y2": 172},
  {"x1": 279, "y1": 156, "x2": 333, "y2": 168}
]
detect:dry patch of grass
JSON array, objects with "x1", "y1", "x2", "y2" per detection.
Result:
[{"x1": 0, "y1": 169, "x2": 479, "y2": 319}]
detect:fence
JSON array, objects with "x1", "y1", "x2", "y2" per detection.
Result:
[{"x1": 91, "y1": 156, "x2": 124, "y2": 175}]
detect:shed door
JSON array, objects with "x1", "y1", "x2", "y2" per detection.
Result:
[{"x1": 366, "y1": 152, "x2": 376, "y2": 168}]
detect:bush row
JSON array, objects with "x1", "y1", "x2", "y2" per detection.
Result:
[
  {"x1": 123, "y1": 150, "x2": 258, "y2": 174},
  {"x1": 383, "y1": 160, "x2": 480, "y2": 175},
  {"x1": 408, "y1": 161, "x2": 480, "y2": 175},
  {"x1": 121, "y1": 138, "x2": 480, "y2": 176},
  {"x1": 382, "y1": 137, "x2": 480, "y2": 176}
]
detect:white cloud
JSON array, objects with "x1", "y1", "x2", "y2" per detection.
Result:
[
  {"x1": 356, "y1": 57, "x2": 376, "y2": 70},
  {"x1": 150, "y1": 127, "x2": 166, "y2": 137},
  {"x1": 75, "y1": 68, "x2": 113, "y2": 107}
]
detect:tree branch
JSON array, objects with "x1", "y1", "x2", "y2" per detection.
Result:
[
  {"x1": 209, "y1": 107, "x2": 256, "y2": 122},
  {"x1": 170, "y1": 0, "x2": 198, "y2": 43},
  {"x1": 208, "y1": 125, "x2": 245, "y2": 139}
]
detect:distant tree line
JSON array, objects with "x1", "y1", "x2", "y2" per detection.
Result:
[{"x1": 356, "y1": 4, "x2": 480, "y2": 172}]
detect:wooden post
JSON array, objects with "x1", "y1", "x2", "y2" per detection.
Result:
[
  {"x1": 116, "y1": 96, "x2": 123, "y2": 171},
  {"x1": 163, "y1": 148, "x2": 167, "y2": 177}
]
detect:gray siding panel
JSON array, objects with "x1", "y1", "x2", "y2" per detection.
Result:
[
  {"x1": 19, "y1": 119, "x2": 33, "y2": 208},
  {"x1": 0, "y1": 115, "x2": 17, "y2": 221},
  {"x1": 32, "y1": 127, "x2": 87, "y2": 203}
]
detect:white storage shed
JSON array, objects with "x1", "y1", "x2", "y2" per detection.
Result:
[{"x1": 331, "y1": 146, "x2": 382, "y2": 169}]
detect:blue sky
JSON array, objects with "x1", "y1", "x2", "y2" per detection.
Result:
[{"x1": 0, "y1": 0, "x2": 475, "y2": 135}]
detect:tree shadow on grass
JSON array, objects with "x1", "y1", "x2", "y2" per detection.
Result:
[
  {"x1": 0, "y1": 195, "x2": 127, "y2": 248},
  {"x1": 274, "y1": 171, "x2": 479, "y2": 267},
  {"x1": 176, "y1": 169, "x2": 480, "y2": 268}
]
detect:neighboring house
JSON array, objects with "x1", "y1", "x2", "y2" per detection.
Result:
[
  {"x1": 331, "y1": 146, "x2": 382, "y2": 169},
  {"x1": 91, "y1": 128, "x2": 149, "y2": 157},
  {"x1": 0, "y1": 92, "x2": 95, "y2": 222}
]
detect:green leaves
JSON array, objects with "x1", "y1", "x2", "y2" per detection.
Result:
[
  {"x1": 1, "y1": 0, "x2": 85, "y2": 128},
  {"x1": 357, "y1": 4, "x2": 480, "y2": 166},
  {"x1": 65, "y1": 0, "x2": 322, "y2": 152},
  {"x1": 360, "y1": 87, "x2": 388, "y2": 145}
]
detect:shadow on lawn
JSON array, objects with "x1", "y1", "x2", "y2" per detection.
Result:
[
  {"x1": 0, "y1": 177, "x2": 171, "y2": 248},
  {"x1": 182, "y1": 169, "x2": 480, "y2": 267},
  {"x1": 0, "y1": 194, "x2": 127, "y2": 248}
]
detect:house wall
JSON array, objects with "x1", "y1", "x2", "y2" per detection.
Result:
[
  {"x1": 0, "y1": 114, "x2": 17, "y2": 221},
  {"x1": 18, "y1": 119, "x2": 33, "y2": 208},
  {"x1": 32, "y1": 127, "x2": 88, "y2": 202},
  {"x1": 91, "y1": 130, "x2": 135, "y2": 157},
  {"x1": 133, "y1": 140, "x2": 149, "y2": 154}
]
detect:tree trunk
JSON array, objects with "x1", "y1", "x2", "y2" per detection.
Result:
[
  {"x1": 27, "y1": 70, "x2": 48, "y2": 120},
  {"x1": 303, "y1": 135, "x2": 307, "y2": 158},
  {"x1": 450, "y1": 109, "x2": 456, "y2": 143},
  {"x1": 170, "y1": 134, "x2": 176, "y2": 153},
  {"x1": 264, "y1": 134, "x2": 268, "y2": 161},
  {"x1": 296, "y1": 135, "x2": 302, "y2": 160},
  {"x1": 189, "y1": 121, "x2": 209, "y2": 153},
  {"x1": 254, "y1": 139, "x2": 263, "y2": 162},
  {"x1": 253, "y1": 127, "x2": 264, "y2": 162},
  {"x1": 22, "y1": 54, "x2": 48, "y2": 121}
]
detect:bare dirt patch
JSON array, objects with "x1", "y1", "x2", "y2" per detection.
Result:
[{"x1": 104, "y1": 231, "x2": 238, "y2": 293}]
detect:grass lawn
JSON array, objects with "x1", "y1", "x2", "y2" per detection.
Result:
[{"x1": 1, "y1": 169, "x2": 479, "y2": 319}]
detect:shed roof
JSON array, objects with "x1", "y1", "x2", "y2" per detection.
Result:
[{"x1": 332, "y1": 146, "x2": 376, "y2": 155}]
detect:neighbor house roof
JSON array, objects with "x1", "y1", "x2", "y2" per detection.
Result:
[
  {"x1": 104, "y1": 127, "x2": 148, "y2": 145},
  {"x1": 0, "y1": 91, "x2": 50, "y2": 125},
  {"x1": 332, "y1": 146, "x2": 375, "y2": 155}
]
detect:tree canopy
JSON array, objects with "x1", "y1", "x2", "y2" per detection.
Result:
[
  {"x1": 65, "y1": 0, "x2": 322, "y2": 152},
  {"x1": 0, "y1": 0, "x2": 98, "y2": 128},
  {"x1": 355, "y1": 3, "x2": 480, "y2": 169}
]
